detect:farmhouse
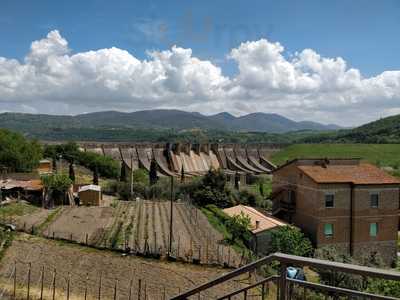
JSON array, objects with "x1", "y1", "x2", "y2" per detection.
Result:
[
  {"x1": 78, "y1": 184, "x2": 102, "y2": 206},
  {"x1": 271, "y1": 158, "x2": 400, "y2": 265},
  {"x1": 223, "y1": 204, "x2": 287, "y2": 255}
]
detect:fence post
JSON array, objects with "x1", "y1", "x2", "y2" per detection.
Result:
[
  {"x1": 206, "y1": 239, "x2": 209, "y2": 263},
  {"x1": 40, "y1": 265, "x2": 44, "y2": 300},
  {"x1": 67, "y1": 272, "x2": 70, "y2": 300},
  {"x1": 98, "y1": 272, "x2": 102, "y2": 300},
  {"x1": 261, "y1": 282, "x2": 266, "y2": 300},
  {"x1": 137, "y1": 278, "x2": 142, "y2": 300},
  {"x1": 279, "y1": 263, "x2": 287, "y2": 300},
  {"x1": 154, "y1": 232, "x2": 157, "y2": 254},
  {"x1": 52, "y1": 268, "x2": 56, "y2": 300},
  {"x1": 26, "y1": 262, "x2": 31, "y2": 300},
  {"x1": 163, "y1": 285, "x2": 166, "y2": 300},
  {"x1": 128, "y1": 279, "x2": 133, "y2": 300},
  {"x1": 177, "y1": 236, "x2": 180, "y2": 258},
  {"x1": 13, "y1": 261, "x2": 16, "y2": 300},
  {"x1": 86, "y1": 233, "x2": 88, "y2": 245},
  {"x1": 84, "y1": 273, "x2": 88, "y2": 300},
  {"x1": 113, "y1": 280, "x2": 117, "y2": 300}
]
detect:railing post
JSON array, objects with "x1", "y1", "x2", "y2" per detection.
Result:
[{"x1": 279, "y1": 263, "x2": 287, "y2": 300}]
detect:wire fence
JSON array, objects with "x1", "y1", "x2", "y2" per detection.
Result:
[
  {"x1": 0, "y1": 259, "x2": 199, "y2": 300},
  {"x1": 0, "y1": 196, "x2": 255, "y2": 267}
]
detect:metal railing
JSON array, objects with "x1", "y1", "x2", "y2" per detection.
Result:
[{"x1": 171, "y1": 253, "x2": 400, "y2": 300}]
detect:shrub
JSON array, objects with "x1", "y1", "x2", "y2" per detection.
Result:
[
  {"x1": 184, "y1": 169, "x2": 233, "y2": 208},
  {"x1": 270, "y1": 226, "x2": 313, "y2": 257},
  {"x1": 224, "y1": 212, "x2": 252, "y2": 244}
]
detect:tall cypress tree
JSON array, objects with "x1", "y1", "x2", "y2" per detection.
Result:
[
  {"x1": 149, "y1": 158, "x2": 158, "y2": 186},
  {"x1": 180, "y1": 166, "x2": 185, "y2": 183},
  {"x1": 93, "y1": 165, "x2": 99, "y2": 185},
  {"x1": 69, "y1": 162, "x2": 75, "y2": 183},
  {"x1": 120, "y1": 162, "x2": 127, "y2": 182}
]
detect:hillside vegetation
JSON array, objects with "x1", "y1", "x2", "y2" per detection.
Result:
[
  {"x1": 302, "y1": 114, "x2": 400, "y2": 143},
  {"x1": 271, "y1": 144, "x2": 400, "y2": 169}
]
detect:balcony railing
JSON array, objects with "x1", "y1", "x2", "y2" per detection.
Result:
[{"x1": 171, "y1": 253, "x2": 400, "y2": 300}]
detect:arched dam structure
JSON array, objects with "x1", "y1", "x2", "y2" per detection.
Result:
[{"x1": 81, "y1": 143, "x2": 281, "y2": 180}]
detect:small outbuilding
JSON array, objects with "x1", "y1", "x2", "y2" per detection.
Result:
[
  {"x1": 37, "y1": 159, "x2": 53, "y2": 175},
  {"x1": 78, "y1": 185, "x2": 102, "y2": 206},
  {"x1": 223, "y1": 205, "x2": 287, "y2": 255}
]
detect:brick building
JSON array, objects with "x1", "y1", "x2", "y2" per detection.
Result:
[{"x1": 271, "y1": 158, "x2": 400, "y2": 265}]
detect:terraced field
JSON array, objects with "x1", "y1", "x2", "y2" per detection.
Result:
[{"x1": 21, "y1": 200, "x2": 243, "y2": 267}]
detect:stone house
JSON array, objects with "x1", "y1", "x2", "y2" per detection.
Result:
[
  {"x1": 223, "y1": 205, "x2": 287, "y2": 255},
  {"x1": 271, "y1": 158, "x2": 400, "y2": 265}
]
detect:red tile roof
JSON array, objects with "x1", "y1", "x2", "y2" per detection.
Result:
[
  {"x1": 298, "y1": 163, "x2": 400, "y2": 185},
  {"x1": 223, "y1": 205, "x2": 287, "y2": 234}
]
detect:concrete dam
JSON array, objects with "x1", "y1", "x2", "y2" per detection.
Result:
[{"x1": 81, "y1": 143, "x2": 282, "y2": 179}]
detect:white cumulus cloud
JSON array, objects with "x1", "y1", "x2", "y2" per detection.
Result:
[{"x1": 0, "y1": 30, "x2": 399, "y2": 126}]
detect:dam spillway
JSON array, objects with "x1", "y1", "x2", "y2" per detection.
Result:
[{"x1": 81, "y1": 143, "x2": 281, "y2": 178}]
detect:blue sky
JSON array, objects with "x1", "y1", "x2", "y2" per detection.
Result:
[
  {"x1": 1, "y1": 0, "x2": 399, "y2": 76},
  {"x1": 0, "y1": 0, "x2": 400, "y2": 126}
]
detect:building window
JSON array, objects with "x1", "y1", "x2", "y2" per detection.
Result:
[
  {"x1": 370, "y1": 193, "x2": 379, "y2": 208},
  {"x1": 370, "y1": 223, "x2": 378, "y2": 237},
  {"x1": 325, "y1": 193, "x2": 335, "y2": 208},
  {"x1": 324, "y1": 223, "x2": 333, "y2": 237}
]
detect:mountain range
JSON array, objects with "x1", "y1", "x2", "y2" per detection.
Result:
[{"x1": 0, "y1": 110, "x2": 340, "y2": 133}]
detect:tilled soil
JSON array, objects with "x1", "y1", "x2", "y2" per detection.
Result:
[
  {"x1": 43, "y1": 206, "x2": 115, "y2": 244},
  {"x1": 15, "y1": 209, "x2": 52, "y2": 231},
  {"x1": 0, "y1": 234, "x2": 245, "y2": 300}
]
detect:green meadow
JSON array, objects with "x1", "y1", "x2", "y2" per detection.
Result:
[{"x1": 271, "y1": 144, "x2": 400, "y2": 171}]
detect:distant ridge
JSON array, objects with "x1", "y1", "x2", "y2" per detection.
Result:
[{"x1": 0, "y1": 109, "x2": 340, "y2": 133}]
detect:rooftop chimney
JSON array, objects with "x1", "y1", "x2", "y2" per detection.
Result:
[{"x1": 255, "y1": 220, "x2": 260, "y2": 229}]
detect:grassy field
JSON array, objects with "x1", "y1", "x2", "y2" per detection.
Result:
[
  {"x1": 0, "y1": 202, "x2": 38, "y2": 219},
  {"x1": 271, "y1": 144, "x2": 400, "y2": 169}
]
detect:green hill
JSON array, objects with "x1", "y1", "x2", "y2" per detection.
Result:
[{"x1": 302, "y1": 114, "x2": 400, "y2": 143}]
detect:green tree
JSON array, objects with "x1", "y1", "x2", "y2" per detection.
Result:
[
  {"x1": 270, "y1": 226, "x2": 313, "y2": 257},
  {"x1": 41, "y1": 174, "x2": 72, "y2": 207},
  {"x1": 189, "y1": 169, "x2": 231, "y2": 207},
  {"x1": 0, "y1": 129, "x2": 42, "y2": 172}
]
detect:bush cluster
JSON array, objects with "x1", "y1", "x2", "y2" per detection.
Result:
[{"x1": 44, "y1": 142, "x2": 119, "y2": 179}]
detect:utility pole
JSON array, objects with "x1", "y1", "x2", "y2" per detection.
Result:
[
  {"x1": 58, "y1": 155, "x2": 63, "y2": 175},
  {"x1": 168, "y1": 176, "x2": 174, "y2": 254},
  {"x1": 130, "y1": 153, "x2": 134, "y2": 199}
]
